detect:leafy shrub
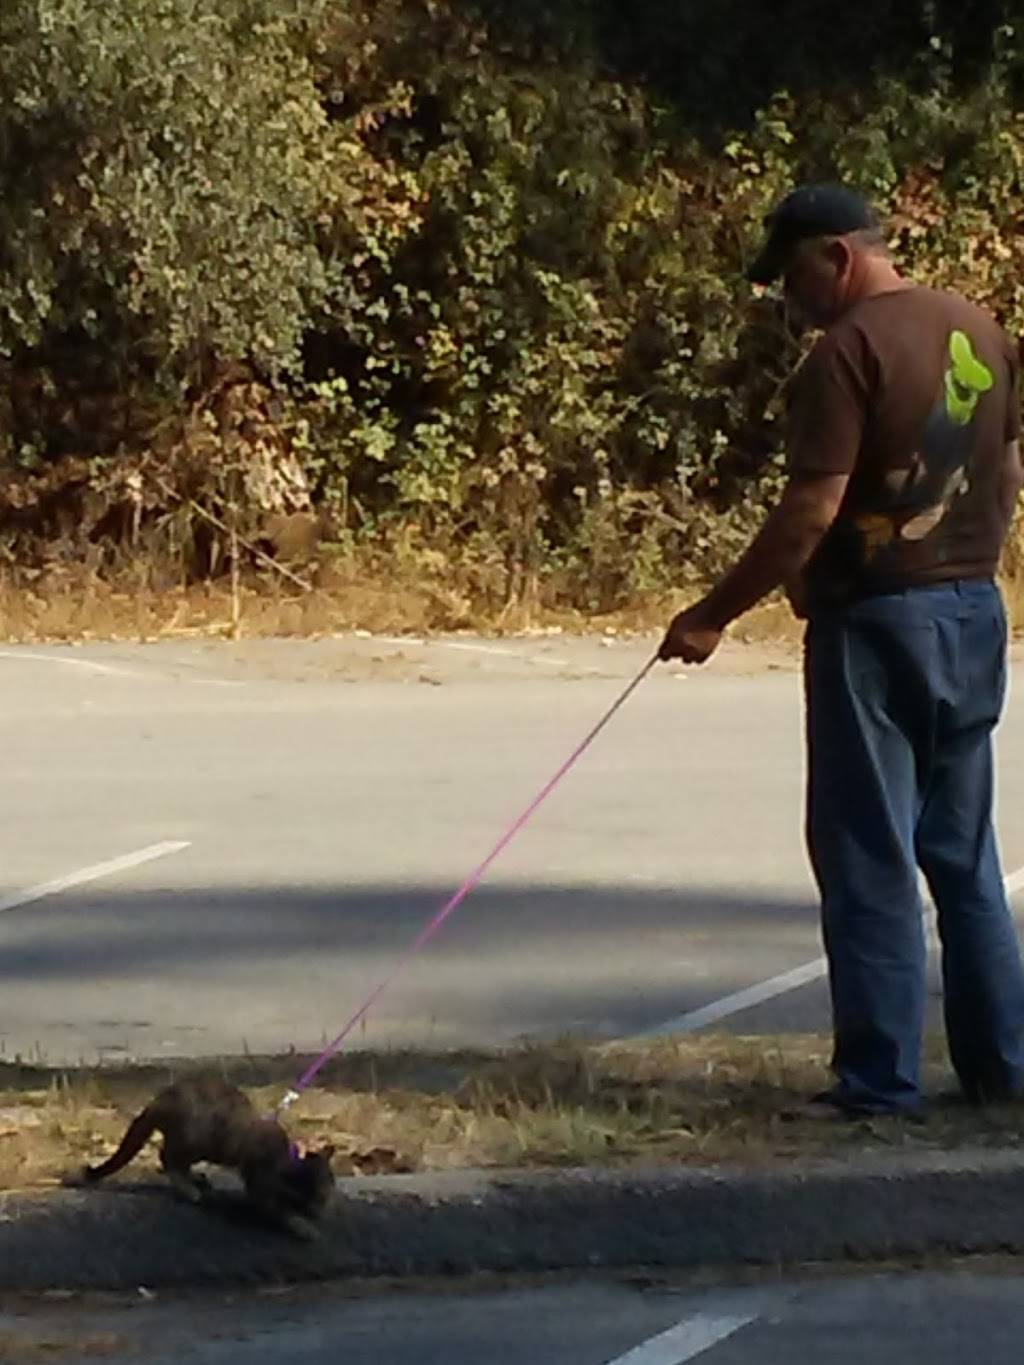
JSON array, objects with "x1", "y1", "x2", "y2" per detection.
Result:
[{"x1": 1, "y1": 0, "x2": 1021, "y2": 609}]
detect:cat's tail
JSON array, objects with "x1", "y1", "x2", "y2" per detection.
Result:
[{"x1": 82, "y1": 1108, "x2": 159, "y2": 1183}]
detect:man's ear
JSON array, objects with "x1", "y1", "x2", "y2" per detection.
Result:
[{"x1": 825, "y1": 236, "x2": 854, "y2": 275}]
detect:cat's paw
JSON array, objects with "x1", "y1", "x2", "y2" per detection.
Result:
[
  {"x1": 283, "y1": 1214, "x2": 322, "y2": 1243},
  {"x1": 166, "y1": 1172, "x2": 203, "y2": 1204}
]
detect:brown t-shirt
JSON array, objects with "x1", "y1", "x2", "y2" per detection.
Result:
[{"x1": 787, "y1": 286, "x2": 1021, "y2": 611}]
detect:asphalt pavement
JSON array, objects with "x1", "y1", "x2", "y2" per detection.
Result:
[
  {"x1": 1, "y1": 632, "x2": 1023, "y2": 1064},
  {"x1": 3, "y1": 1265, "x2": 1024, "y2": 1364}
]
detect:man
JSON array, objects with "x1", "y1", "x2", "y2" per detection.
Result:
[{"x1": 660, "y1": 183, "x2": 1024, "y2": 1116}]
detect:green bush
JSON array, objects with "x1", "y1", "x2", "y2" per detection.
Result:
[{"x1": 0, "y1": 0, "x2": 1021, "y2": 609}]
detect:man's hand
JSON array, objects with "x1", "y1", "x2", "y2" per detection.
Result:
[
  {"x1": 657, "y1": 472, "x2": 847, "y2": 655},
  {"x1": 658, "y1": 604, "x2": 724, "y2": 664}
]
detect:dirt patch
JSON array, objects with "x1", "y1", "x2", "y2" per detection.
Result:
[{"x1": 1, "y1": 1036, "x2": 1021, "y2": 1195}]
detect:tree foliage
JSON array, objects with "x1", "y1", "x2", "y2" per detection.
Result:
[{"x1": 1, "y1": 0, "x2": 1021, "y2": 607}]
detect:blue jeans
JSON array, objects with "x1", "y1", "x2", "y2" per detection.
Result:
[{"x1": 805, "y1": 578, "x2": 1024, "y2": 1113}]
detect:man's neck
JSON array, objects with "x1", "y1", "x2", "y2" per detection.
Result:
[{"x1": 849, "y1": 256, "x2": 909, "y2": 306}]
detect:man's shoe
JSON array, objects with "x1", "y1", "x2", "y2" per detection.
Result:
[{"x1": 782, "y1": 1089, "x2": 923, "y2": 1123}]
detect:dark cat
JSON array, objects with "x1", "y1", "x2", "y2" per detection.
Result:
[{"x1": 72, "y1": 1078, "x2": 335, "y2": 1237}]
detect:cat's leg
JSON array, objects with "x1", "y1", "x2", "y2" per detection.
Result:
[
  {"x1": 243, "y1": 1178, "x2": 322, "y2": 1241},
  {"x1": 257, "y1": 1208, "x2": 321, "y2": 1242},
  {"x1": 159, "y1": 1142, "x2": 204, "y2": 1204},
  {"x1": 280, "y1": 1212, "x2": 322, "y2": 1242}
]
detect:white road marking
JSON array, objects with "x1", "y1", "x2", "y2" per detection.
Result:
[
  {"x1": 645, "y1": 861, "x2": 1024, "y2": 1036},
  {"x1": 436, "y1": 639, "x2": 574, "y2": 667},
  {"x1": 438, "y1": 640, "x2": 522, "y2": 657},
  {"x1": 0, "y1": 649, "x2": 144, "y2": 679},
  {"x1": 373, "y1": 634, "x2": 575, "y2": 668},
  {"x1": 645, "y1": 959, "x2": 827, "y2": 1036},
  {"x1": 0, "y1": 842, "x2": 191, "y2": 914},
  {"x1": 604, "y1": 1309, "x2": 760, "y2": 1365}
]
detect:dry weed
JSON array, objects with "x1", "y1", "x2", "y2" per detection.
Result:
[
  {"x1": 0, "y1": 563, "x2": 795, "y2": 645},
  {"x1": 1, "y1": 1035, "x2": 1022, "y2": 1195},
  {"x1": 0, "y1": 1332, "x2": 128, "y2": 1363}
]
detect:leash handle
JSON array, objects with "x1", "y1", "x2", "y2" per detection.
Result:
[{"x1": 279, "y1": 652, "x2": 659, "y2": 1110}]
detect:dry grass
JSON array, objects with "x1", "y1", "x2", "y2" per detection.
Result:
[
  {"x1": 4, "y1": 559, "x2": 1024, "y2": 648},
  {"x1": 0, "y1": 1331, "x2": 128, "y2": 1362},
  {"x1": 7, "y1": 503, "x2": 1024, "y2": 646},
  {"x1": 1, "y1": 1036, "x2": 1022, "y2": 1195},
  {"x1": 0, "y1": 563, "x2": 766, "y2": 645}
]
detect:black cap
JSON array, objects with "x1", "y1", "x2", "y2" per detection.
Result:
[{"x1": 746, "y1": 183, "x2": 880, "y2": 286}]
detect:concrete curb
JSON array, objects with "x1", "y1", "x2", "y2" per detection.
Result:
[{"x1": 2, "y1": 1151, "x2": 1024, "y2": 1291}]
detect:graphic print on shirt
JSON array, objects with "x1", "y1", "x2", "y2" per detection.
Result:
[{"x1": 854, "y1": 329, "x2": 995, "y2": 559}]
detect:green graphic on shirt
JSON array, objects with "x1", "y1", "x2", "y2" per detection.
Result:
[
  {"x1": 854, "y1": 327, "x2": 995, "y2": 560},
  {"x1": 944, "y1": 329, "x2": 994, "y2": 425}
]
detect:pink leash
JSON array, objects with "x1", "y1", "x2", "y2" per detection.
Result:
[{"x1": 277, "y1": 651, "x2": 659, "y2": 1113}]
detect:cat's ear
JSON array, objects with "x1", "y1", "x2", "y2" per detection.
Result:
[{"x1": 319, "y1": 1144, "x2": 336, "y2": 1165}]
